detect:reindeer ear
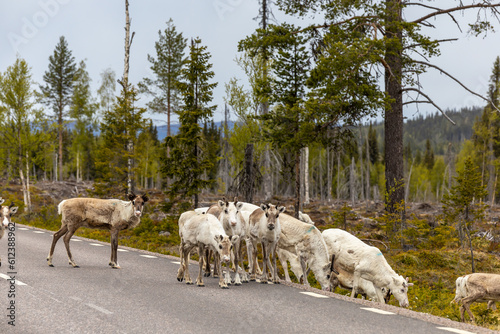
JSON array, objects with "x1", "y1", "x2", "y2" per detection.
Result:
[
  {"x1": 260, "y1": 204, "x2": 267, "y2": 211},
  {"x1": 128, "y1": 193, "x2": 136, "y2": 201},
  {"x1": 142, "y1": 194, "x2": 149, "y2": 203},
  {"x1": 10, "y1": 207, "x2": 18, "y2": 215},
  {"x1": 230, "y1": 235, "x2": 240, "y2": 244},
  {"x1": 236, "y1": 201, "x2": 243, "y2": 211},
  {"x1": 0, "y1": 198, "x2": 4, "y2": 205},
  {"x1": 278, "y1": 206, "x2": 286, "y2": 214},
  {"x1": 218, "y1": 200, "x2": 225, "y2": 208}
]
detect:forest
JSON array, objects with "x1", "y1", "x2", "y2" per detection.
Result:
[{"x1": 2, "y1": 0, "x2": 500, "y2": 330}]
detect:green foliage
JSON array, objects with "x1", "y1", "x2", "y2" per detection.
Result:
[
  {"x1": 40, "y1": 35, "x2": 77, "y2": 181},
  {"x1": 68, "y1": 60, "x2": 98, "y2": 181},
  {"x1": 442, "y1": 157, "x2": 488, "y2": 222},
  {"x1": 0, "y1": 57, "x2": 47, "y2": 182},
  {"x1": 139, "y1": 18, "x2": 186, "y2": 130},
  {"x1": 93, "y1": 85, "x2": 147, "y2": 197},
  {"x1": 162, "y1": 37, "x2": 218, "y2": 208}
]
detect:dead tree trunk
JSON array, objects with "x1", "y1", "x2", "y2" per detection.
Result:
[{"x1": 123, "y1": 0, "x2": 135, "y2": 195}]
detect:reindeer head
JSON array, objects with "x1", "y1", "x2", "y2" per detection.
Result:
[
  {"x1": 1, "y1": 203, "x2": 18, "y2": 228},
  {"x1": 389, "y1": 276, "x2": 413, "y2": 308},
  {"x1": 214, "y1": 234, "x2": 239, "y2": 263},
  {"x1": 218, "y1": 197, "x2": 243, "y2": 228},
  {"x1": 260, "y1": 203, "x2": 285, "y2": 231},
  {"x1": 128, "y1": 193, "x2": 149, "y2": 217}
]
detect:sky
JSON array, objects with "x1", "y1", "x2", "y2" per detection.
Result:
[{"x1": 1, "y1": 0, "x2": 500, "y2": 126}]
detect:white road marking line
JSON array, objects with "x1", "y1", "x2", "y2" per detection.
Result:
[
  {"x1": 86, "y1": 303, "x2": 113, "y2": 315},
  {"x1": 89, "y1": 243, "x2": 104, "y2": 247},
  {"x1": 299, "y1": 292, "x2": 330, "y2": 298},
  {"x1": 18, "y1": 227, "x2": 29, "y2": 230},
  {"x1": 0, "y1": 273, "x2": 27, "y2": 286},
  {"x1": 360, "y1": 307, "x2": 395, "y2": 315},
  {"x1": 437, "y1": 327, "x2": 476, "y2": 334},
  {"x1": 117, "y1": 249, "x2": 129, "y2": 252},
  {"x1": 33, "y1": 231, "x2": 45, "y2": 234},
  {"x1": 140, "y1": 255, "x2": 157, "y2": 258},
  {"x1": 171, "y1": 261, "x2": 181, "y2": 264},
  {"x1": 72, "y1": 239, "x2": 82, "y2": 242},
  {"x1": 69, "y1": 296, "x2": 82, "y2": 302}
]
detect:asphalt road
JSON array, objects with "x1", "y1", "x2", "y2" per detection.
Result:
[{"x1": 0, "y1": 224, "x2": 492, "y2": 334}]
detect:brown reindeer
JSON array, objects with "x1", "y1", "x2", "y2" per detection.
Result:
[{"x1": 47, "y1": 193, "x2": 148, "y2": 269}]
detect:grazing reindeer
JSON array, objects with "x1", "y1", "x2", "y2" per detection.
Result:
[
  {"x1": 47, "y1": 193, "x2": 148, "y2": 269},
  {"x1": 0, "y1": 198, "x2": 18, "y2": 267}
]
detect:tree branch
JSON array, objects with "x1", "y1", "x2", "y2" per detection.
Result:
[
  {"x1": 402, "y1": 87, "x2": 456, "y2": 124},
  {"x1": 412, "y1": 3, "x2": 500, "y2": 25},
  {"x1": 407, "y1": 2, "x2": 464, "y2": 32},
  {"x1": 412, "y1": 60, "x2": 500, "y2": 112},
  {"x1": 404, "y1": 38, "x2": 458, "y2": 50}
]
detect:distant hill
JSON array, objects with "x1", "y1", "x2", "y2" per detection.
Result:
[
  {"x1": 370, "y1": 106, "x2": 483, "y2": 155},
  {"x1": 156, "y1": 121, "x2": 235, "y2": 141}
]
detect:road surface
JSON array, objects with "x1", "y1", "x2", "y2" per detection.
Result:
[{"x1": 0, "y1": 224, "x2": 491, "y2": 334}]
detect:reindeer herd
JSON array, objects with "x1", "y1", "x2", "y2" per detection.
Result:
[{"x1": 0, "y1": 193, "x2": 498, "y2": 323}]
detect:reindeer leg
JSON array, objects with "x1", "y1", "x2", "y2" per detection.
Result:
[
  {"x1": 196, "y1": 244, "x2": 205, "y2": 287},
  {"x1": 258, "y1": 243, "x2": 268, "y2": 284},
  {"x1": 299, "y1": 253, "x2": 310, "y2": 287},
  {"x1": 177, "y1": 242, "x2": 186, "y2": 282},
  {"x1": 109, "y1": 230, "x2": 120, "y2": 269},
  {"x1": 271, "y1": 243, "x2": 279, "y2": 284},
  {"x1": 249, "y1": 240, "x2": 258, "y2": 281},
  {"x1": 215, "y1": 252, "x2": 228, "y2": 289},
  {"x1": 63, "y1": 227, "x2": 79, "y2": 268},
  {"x1": 47, "y1": 225, "x2": 68, "y2": 267},
  {"x1": 203, "y1": 248, "x2": 211, "y2": 277},
  {"x1": 233, "y1": 240, "x2": 242, "y2": 286},
  {"x1": 183, "y1": 245, "x2": 193, "y2": 285}
]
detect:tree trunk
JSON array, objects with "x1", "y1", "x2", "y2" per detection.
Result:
[
  {"x1": 350, "y1": 157, "x2": 356, "y2": 206},
  {"x1": 327, "y1": 146, "x2": 332, "y2": 203},
  {"x1": 295, "y1": 151, "x2": 301, "y2": 219},
  {"x1": 302, "y1": 147, "x2": 310, "y2": 205},
  {"x1": 384, "y1": 0, "x2": 404, "y2": 212},
  {"x1": 123, "y1": 0, "x2": 135, "y2": 195},
  {"x1": 58, "y1": 108, "x2": 63, "y2": 181},
  {"x1": 243, "y1": 143, "x2": 255, "y2": 203}
]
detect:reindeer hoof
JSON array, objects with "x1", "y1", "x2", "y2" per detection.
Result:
[
  {"x1": 48, "y1": 264, "x2": 54, "y2": 267},
  {"x1": 204, "y1": 272, "x2": 211, "y2": 277}
]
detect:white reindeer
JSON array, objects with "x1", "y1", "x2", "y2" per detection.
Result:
[
  {"x1": 0, "y1": 198, "x2": 18, "y2": 267},
  {"x1": 47, "y1": 193, "x2": 148, "y2": 269},
  {"x1": 278, "y1": 214, "x2": 335, "y2": 291},
  {"x1": 248, "y1": 203, "x2": 285, "y2": 284},
  {"x1": 177, "y1": 211, "x2": 238, "y2": 289},
  {"x1": 322, "y1": 228, "x2": 413, "y2": 307},
  {"x1": 206, "y1": 197, "x2": 248, "y2": 285}
]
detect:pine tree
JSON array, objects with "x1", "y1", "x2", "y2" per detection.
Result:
[
  {"x1": 442, "y1": 156, "x2": 488, "y2": 272},
  {"x1": 423, "y1": 139, "x2": 435, "y2": 170},
  {"x1": 139, "y1": 18, "x2": 186, "y2": 139},
  {"x1": 69, "y1": 60, "x2": 98, "y2": 181},
  {"x1": 260, "y1": 24, "x2": 310, "y2": 216},
  {"x1": 40, "y1": 36, "x2": 76, "y2": 181},
  {"x1": 93, "y1": 86, "x2": 147, "y2": 197},
  {"x1": 162, "y1": 38, "x2": 218, "y2": 209}
]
